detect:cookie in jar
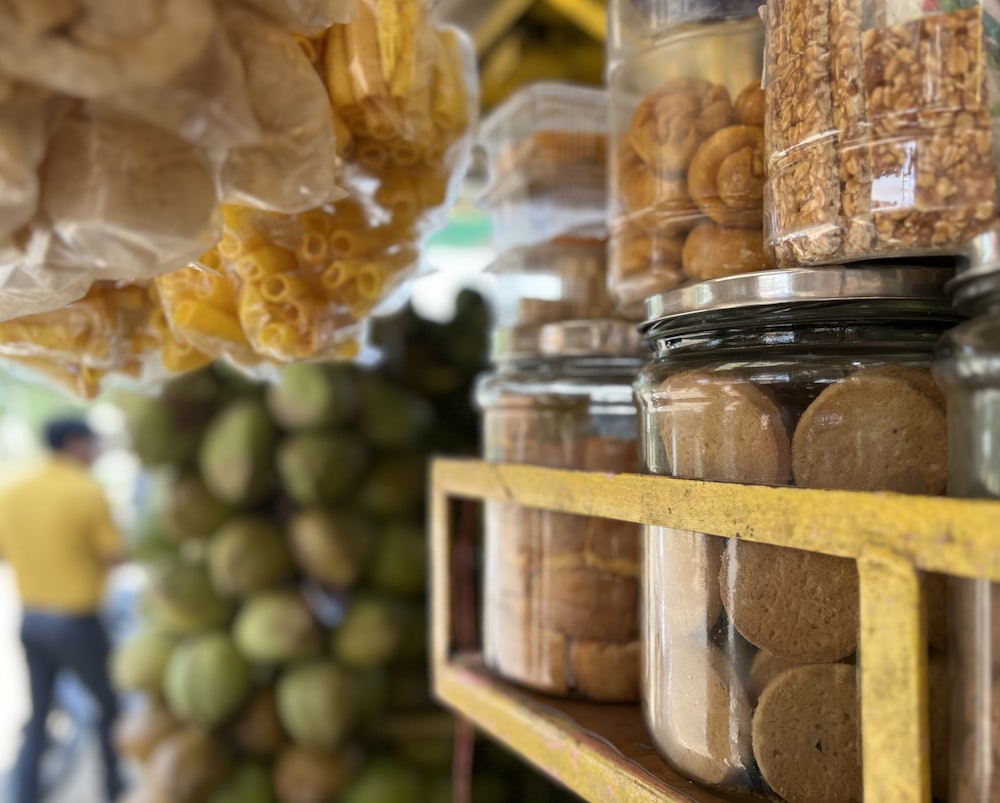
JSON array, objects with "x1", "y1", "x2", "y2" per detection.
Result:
[
  {"x1": 636, "y1": 267, "x2": 957, "y2": 800},
  {"x1": 477, "y1": 321, "x2": 644, "y2": 700},
  {"x1": 609, "y1": 17, "x2": 772, "y2": 319}
]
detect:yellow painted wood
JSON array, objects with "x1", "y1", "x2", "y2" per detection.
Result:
[
  {"x1": 431, "y1": 459, "x2": 1000, "y2": 581},
  {"x1": 859, "y1": 548, "x2": 931, "y2": 803},
  {"x1": 430, "y1": 474, "x2": 451, "y2": 685},
  {"x1": 542, "y1": 0, "x2": 608, "y2": 40}
]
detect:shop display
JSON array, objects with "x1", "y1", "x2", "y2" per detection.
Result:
[
  {"x1": 636, "y1": 268, "x2": 956, "y2": 800},
  {"x1": 608, "y1": 18, "x2": 770, "y2": 318},
  {"x1": 478, "y1": 321, "x2": 643, "y2": 700},
  {"x1": 934, "y1": 226, "x2": 1000, "y2": 801},
  {"x1": 486, "y1": 242, "x2": 613, "y2": 328},
  {"x1": 479, "y1": 83, "x2": 608, "y2": 250},
  {"x1": 764, "y1": 0, "x2": 998, "y2": 267}
]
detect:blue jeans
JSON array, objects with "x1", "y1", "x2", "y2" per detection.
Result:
[{"x1": 12, "y1": 611, "x2": 124, "y2": 803}]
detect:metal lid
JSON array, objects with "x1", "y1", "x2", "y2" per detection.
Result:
[
  {"x1": 950, "y1": 225, "x2": 1000, "y2": 312},
  {"x1": 491, "y1": 320, "x2": 643, "y2": 361},
  {"x1": 642, "y1": 266, "x2": 955, "y2": 331}
]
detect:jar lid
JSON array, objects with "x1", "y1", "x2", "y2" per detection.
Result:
[
  {"x1": 491, "y1": 320, "x2": 643, "y2": 361},
  {"x1": 642, "y1": 267, "x2": 955, "y2": 330},
  {"x1": 950, "y1": 225, "x2": 1000, "y2": 312}
]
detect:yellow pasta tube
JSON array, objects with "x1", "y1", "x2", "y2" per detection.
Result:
[
  {"x1": 431, "y1": 28, "x2": 470, "y2": 133},
  {"x1": 297, "y1": 209, "x2": 333, "y2": 235},
  {"x1": 163, "y1": 340, "x2": 212, "y2": 374},
  {"x1": 389, "y1": 140, "x2": 423, "y2": 168},
  {"x1": 174, "y1": 300, "x2": 248, "y2": 344},
  {"x1": 331, "y1": 109, "x2": 354, "y2": 157},
  {"x1": 356, "y1": 138, "x2": 390, "y2": 171},
  {"x1": 328, "y1": 229, "x2": 362, "y2": 259},
  {"x1": 345, "y1": 3, "x2": 389, "y2": 105},
  {"x1": 324, "y1": 25, "x2": 362, "y2": 117},
  {"x1": 362, "y1": 105, "x2": 399, "y2": 141},
  {"x1": 356, "y1": 262, "x2": 385, "y2": 300},
  {"x1": 236, "y1": 244, "x2": 299, "y2": 280},
  {"x1": 375, "y1": 174, "x2": 419, "y2": 222},
  {"x1": 223, "y1": 206, "x2": 266, "y2": 249},
  {"x1": 258, "y1": 274, "x2": 313, "y2": 304},
  {"x1": 218, "y1": 234, "x2": 242, "y2": 260},
  {"x1": 296, "y1": 230, "x2": 329, "y2": 265},
  {"x1": 258, "y1": 321, "x2": 298, "y2": 353}
]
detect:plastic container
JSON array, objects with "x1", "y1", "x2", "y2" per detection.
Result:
[
  {"x1": 479, "y1": 83, "x2": 609, "y2": 250},
  {"x1": 485, "y1": 242, "x2": 613, "y2": 328},
  {"x1": 478, "y1": 321, "x2": 643, "y2": 700},
  {"x1": 608, "y1": 18, "x2": 771, "y2": 320},
  {"x1": 934, "y1": 227, "x2": 1000, "y2": 802},
  {"x1": 764, "y1": 0, "x2": 1000, "y2": 268},
  {"x1": 635, "y1": 267, "x2": 956, "y2": 801},
  {"x1": 609, "y1": 0, "x2": 762, "y2": 66}
]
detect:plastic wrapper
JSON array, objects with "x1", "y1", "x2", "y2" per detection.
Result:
[
  {"x1": 608, "y1": 19, "x2": 770, "y2": 320},
  {"x1": 216, "y1": 199, "x2": 413, "y2": 362},
  {"x1": 0, "y1": 0, "x2": 218, "y2": 100},
  {"x1": 217, "y1": 6, "x2": 343, "y2": 213},
  {"x1": 38, "y1": 106, "x2": 221, "y2": 279},
  {"x1": 0, "y1": 227, "x2": 96, "y2": 322},
  {"x1": 764, "y1": 1, "x2": 999, "y2": 267},
  {"x1": 235, "y1": 0, "x2": 358, "y2": 33},
  {"x1": 0, "y1": 83, "x2": 54, "y2": 241}
]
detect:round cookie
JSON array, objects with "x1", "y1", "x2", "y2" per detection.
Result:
[
  {"x1": 791, "y1": 368, "x2": 948, "y2": 494},
  {"x1": 746, "y1": 649, "x2": 801, "y2": 704},
  {"x1": 720, "y1": 540, "x2": 858, "y2": 663},
  {"x1": 646, "y1": 526, "x2": 723, "y2": 636},
  {"x1": 542, "y1": 566, "x2": 639, "y2": 642},
  {"x1": 646, "y1": 640, "x2": 753, "y2": 786},
  {"x1": 681, "y1": 222, "x2": 771, "y2": 280},
  {"x1": 569, "y1": 639, "x2": 640, "y2": 701},
  {"x1": 655, "y1": 369, "x2": 792, "y2": 484},
  {"x1": 752, "y1": 664, "x2": 861, "y2": 803},
  {"x1": 583, "y1": 436, "x2": 640, "y2": 474},
  {"x1": 487, "y1": 620, "x2": 568, "y2": 695},
  {"x1": 584, "y1": 517, "x2": 639, "y2": 577},
  {"x1": 861, "y1": 364, "x2": 945, "y2": 410}
]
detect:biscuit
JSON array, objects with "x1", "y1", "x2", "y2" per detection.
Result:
[
  {"x1": 681, "y1": 222, "x2": 771, "y2": 280},
  {"x1": 746, "y1": 649, "x2": 801, "y2": 703},
  {"x1": 486, "y1": 620, "x2": 569, "y2": 696},
  {"x1": 645, "y1": 640, "x2": 753, "y2": 785},
  {"x1": 582, "y1": 436, "x2": 639, "y2": 474},
  {"x1": 752, "y1": 664, "x2": 861, "y2": 803},
  {"x1": 928, "y1": 650, "x2": 949, "y2": 801},
  {"x1": 584, "y1": 517, "x2": 639, "y2": 576},
  {"x1": 485, "y1": 502, "x2": 538, "y2": 570},
  {"x1": 734, "y1": 82, "x2": 765, "y2": 127},
  {"x1": 861, "y1": 364, "x2": 945, "y2": 410},
  {"x1": 791, "y1": 368, "x2": 948, "y2": 494},
  {"x1": 646, "y1": 527, "x2": 723, "y2": 636},
  {"x1": 655, "y1": 370, "x2": 792, "y2": 484},
  {"x1": 721, "y1": 541, "x2": 859, "y2": 663},
  {"x1": 542, "y1": 566, "x2": 639, "y2": 642},
  {"x1": 569, "y1": 639, "x2": 640, "y2": 702},
  {"x1": 925, "y1": 571, "x2": 948, "y2": 652}
]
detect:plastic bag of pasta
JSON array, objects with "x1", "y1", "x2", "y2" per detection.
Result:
[
  {"x1": 1, "y1": 353, "x2": 108, "y2": 400},
  {"x1": 235, "y1": 0, "x2": 358, "y2": 33},
  {"x1": 0, "y1": 228, "x2": 96, "y2": 322},
  {"x1": 217, "y1": 6, "x2": 343, "y2": 213},
  {"x1": 0, "y1": 0, "x2": 217, "y2": 101},
  {"x1": 326, "y1": 18, "x2": 478, "y2": 234},
  {"x1": 216, "y1": 199, "x2": 414, "y2": 363},
  {"x1": 0, "y1": 82, "x2": 56, "y2": 242},
  {"x1": 37, "y1": 105, "x2": 220, "y2": 280}
]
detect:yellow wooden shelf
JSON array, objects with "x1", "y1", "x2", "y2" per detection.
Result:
[{"x1": 430, "y1": 458, "x2": 1000, "y2": 803}]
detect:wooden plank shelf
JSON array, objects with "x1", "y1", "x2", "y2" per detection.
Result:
[{"x1": 429, "y1": 458, "x2": 1000, "y2": 803}]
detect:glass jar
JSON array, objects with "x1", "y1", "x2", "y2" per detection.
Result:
[
  {"x1": 608, "y1": 17, "x2": 772, "y2": 321},
  {"x1": 478, "y1": 321, "x2": 644, "y2": 700},
  {"x1": 635, "y1": 267, "x2": 957, "y2": 800},
  {"x1": 934, "y1": 228, "x2": 1000, "y2": 802},
  {"x1": 764, "y1": 0, "x2": 1000, "y2": 267}
]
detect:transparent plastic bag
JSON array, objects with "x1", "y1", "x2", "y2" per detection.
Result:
[
  {"x1": 235, "y1": 0, "x2": 359, "y2": 33},
  {"x1": 0, "y1": 84, "x2": 55, "y2": 241},
  {"x1": 0, "y1": 227, "x2": 96, "y2": 321},
  {"x1": 0, "y1": 0, "x2": 217, "y2": 100},
  {"x1": 217, "y1": 199, "x2": 415, "y2": 362},
  {"x1": 38, "y1": 106, "x2": 221, "y2": 279},
  {"x1": 764, "y1": 0, "x2": 998, "y2": 266},
  {"x1": 218, "y1": 6, "x2": 343, "y2": 213}
]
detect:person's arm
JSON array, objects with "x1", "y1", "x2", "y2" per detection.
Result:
[{"x1": 89, "y1": 485, "x2": 125, "y2": 567}]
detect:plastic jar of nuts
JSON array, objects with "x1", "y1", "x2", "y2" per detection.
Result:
[
  {"x1": 478, "y1": 321, "x2": 643, "y2": 700},
  {"x1": 635, "y1": 268, "x2": 957, "y2": 801},
  {"x1": 608, "y1": 17, "x2": 772, "y2": 320},
  {"x1": 933, "y1": 228, "x2": 1000, "y2": 801},
  {"x1": 764, "y1": 0, "x2": 1000, "y2": 267},
  {"x1": 486, "y1": 241, "x2": 613, "y2": 328}
]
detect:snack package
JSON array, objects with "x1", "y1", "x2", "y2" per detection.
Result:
[
  {"x1": 38, "y1": 106, "x2": 221, "y2": 280},
  {"x1": 0, "y1": 227, "x2": 96, "y2": 322},
  {"x1": 0, "y1": 83, "x2": 54, "y2": 241},
  {"x1": 235, "y1": 0, "x2": 359, "y2": 33},
  {"x1": 0, "y1": 0, "x2": 218, "y2": 100},
  {"x1": 217, "y1": 6, "x2": 343, "y2": 213},
  {"x1": 216, "y1": 199, "x2": 414, "y2": 363}
]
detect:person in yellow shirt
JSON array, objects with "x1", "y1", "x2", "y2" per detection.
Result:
[{"x1": 0, "y1": 417, "x2": 125, "y2": 803}]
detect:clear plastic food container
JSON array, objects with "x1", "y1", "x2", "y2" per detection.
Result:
[
  {"x1": 636, "y1": 267, "x2": 956, "y2": 800},
  {"x1": 764, "y1": 1, "x2": 1000, "y2": 267},
  {"x1": 608, "y1": 18, "x2": 772, "y2": 320},
  {"x1": 486, "y1": 241, "x2": 613, "y2": 328},
  {"x1": 479, "y1": 82, "x2": 608, "y2": 183},
  {"x1": 478, "y1": 321, "x2": 643, "y2": 700},
  {"x1": 933, "y1": 227, "x2": 1000, "y2": 801}
]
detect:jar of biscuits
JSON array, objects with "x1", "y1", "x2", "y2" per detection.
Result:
[
  {"x1": 478, "y1": 321, "x2": 643, "y2": 700},
  {"x1": 486, "y1": 241, "x2": 613, "y2": 328},
  {"x1": 764, "y1": 0, "x2": 1000, "y2": 267},
  {"x1": 479, "y1": 83, "x2": 608, "y2": 251},
  {"x1": 635, "y1": 267, "x2": 957, "y2": 801},
  {"x1": 934, "y1": 228, "x2": 1000, "y2": 801},
  {"x1": 608, "y1": 17, "x2": 772, "y2": 320}
]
